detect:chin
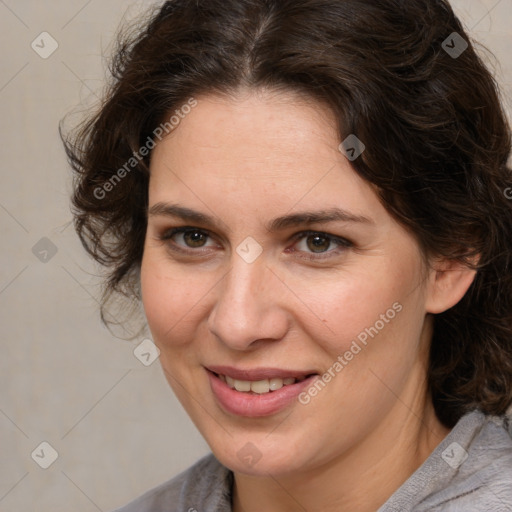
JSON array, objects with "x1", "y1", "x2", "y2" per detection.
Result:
[{"x1": 207, "y1": 432, "x2": 314, "y2": 477}]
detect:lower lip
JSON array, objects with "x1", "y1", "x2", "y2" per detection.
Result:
[{"x1": 206, "y1": 370, "x2": 318, "y2": 417}]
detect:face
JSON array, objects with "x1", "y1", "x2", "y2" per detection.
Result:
[{"x1": 141, "y1": 88, "x2": 436, "y2": 477}]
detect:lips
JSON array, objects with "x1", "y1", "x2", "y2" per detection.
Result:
[
  {"x1": 205, "y1": 365, "x2": 318, "y2": 417},
  {"x1": 205, "y1": 365, "x2": 316, "y2": 381}
]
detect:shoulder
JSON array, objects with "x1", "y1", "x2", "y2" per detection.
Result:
[
  {"x1": 453, "y1": 413, "x2": 512, "y2": 508},
  {"x1": 425, "y1": 412, "x2": 512, "y2": 511},
  {"x1": 381, "y1": 411, "x2": 512, "y2": 512},
  {"x1": 111, "y1": 453, "x2": 232, "y2": 512}
]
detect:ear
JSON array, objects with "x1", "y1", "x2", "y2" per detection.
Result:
[{"x1": 424, "y1": 257, "x2": 479, "y2": 314}]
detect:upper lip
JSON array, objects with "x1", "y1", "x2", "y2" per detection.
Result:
[{"x1": 205, "y1": 365, "x2": 317, "y2": 381}]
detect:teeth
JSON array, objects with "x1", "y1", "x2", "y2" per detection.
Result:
[
  {"x1": 220, "y1": 374, "x2": 303, "y2": 394},
  {"x1": 251, "y1": 379, "x2": 270, "y2": 394},
  {"x1": 269, "y1": 378, "x2": 284, "y2": 391},
  {"x1": 234, "y1": 379, "x2": 251, "y2": 392}
]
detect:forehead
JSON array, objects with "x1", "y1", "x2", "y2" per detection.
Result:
[
  {"x1": 147, "y1": 89, "x2": 385, "y2": 224},
  {"x1": 152, "y1": 89, "x2": 338, "y2": 172}
]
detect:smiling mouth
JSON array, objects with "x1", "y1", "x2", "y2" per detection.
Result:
[
  {"x1": 211, "y1": 372, "x2": 316, "y2": 394},
  {"x1": 206, "y1": 368, "x2": 319, "y2": 417}
]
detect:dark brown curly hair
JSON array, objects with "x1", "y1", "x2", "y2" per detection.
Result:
[{"x1": 61, "y1": 0, "x2": 512, "y2": 428}]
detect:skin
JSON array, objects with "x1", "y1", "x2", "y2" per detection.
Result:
[{"x1": 140, "y1": 87, "x2": 477, "y2": 512}]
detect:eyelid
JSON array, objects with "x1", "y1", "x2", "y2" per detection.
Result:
[
  {"x1": 159, "y1": 226, "x2": 212, "y2": 239},
  {"x1": 289, "y1": 230, "x2": 352, "y2": 246}
]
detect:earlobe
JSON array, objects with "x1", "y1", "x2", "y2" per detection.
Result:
[{"x1": 425, "y1": 258, "x2": 479, "y2": 314}]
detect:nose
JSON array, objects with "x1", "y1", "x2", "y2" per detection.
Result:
[{"x1": 207, "y1": 254, "x2": 290, "y2": 351}]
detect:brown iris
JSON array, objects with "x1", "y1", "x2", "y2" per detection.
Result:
[
  {"x1": 306, "y1": 234, "x2": 331, "y2": 253},
  {"x1": 183, "y1": 230, "x2": 208, "y2": 248}
]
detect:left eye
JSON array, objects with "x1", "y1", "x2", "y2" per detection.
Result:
[{"x1": 292, "y1": 232, "x2": 351, "y2": 255}]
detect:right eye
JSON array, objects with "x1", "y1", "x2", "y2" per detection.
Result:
[{"x1": 158, "y1": 227, "x2": 218, "y2": 252}]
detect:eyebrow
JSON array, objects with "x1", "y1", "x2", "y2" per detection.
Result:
[{"x1": 147, "y1": 203, "x2": 374, "y2": 233}]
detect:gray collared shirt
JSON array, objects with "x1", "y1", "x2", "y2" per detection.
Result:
[{"x1": 113, "y1": 410, "x2": 512, "y2": 511}]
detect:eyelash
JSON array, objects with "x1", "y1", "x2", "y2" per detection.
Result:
[{"x1": 157, "y1": 227, "x2": 353, "y2": 261}]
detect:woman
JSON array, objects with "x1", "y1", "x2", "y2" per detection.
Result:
[{"x1": 62, "y1": 0, "x2": 512, "y2": 510}]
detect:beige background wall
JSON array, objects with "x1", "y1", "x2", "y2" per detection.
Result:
[{"x1": 0, "y1": 1, "x2": 511, "y2": 510}]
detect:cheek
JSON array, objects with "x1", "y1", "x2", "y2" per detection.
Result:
[
  {"x1": 289, "y1": 266, "x2": 426, "y2": 434},
  {"x1": 140, "y1": 251, "x2": 213, "y2": 347},
  {"x1": 285, "y1": 258, "x2": 418, "y2": 356}
]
